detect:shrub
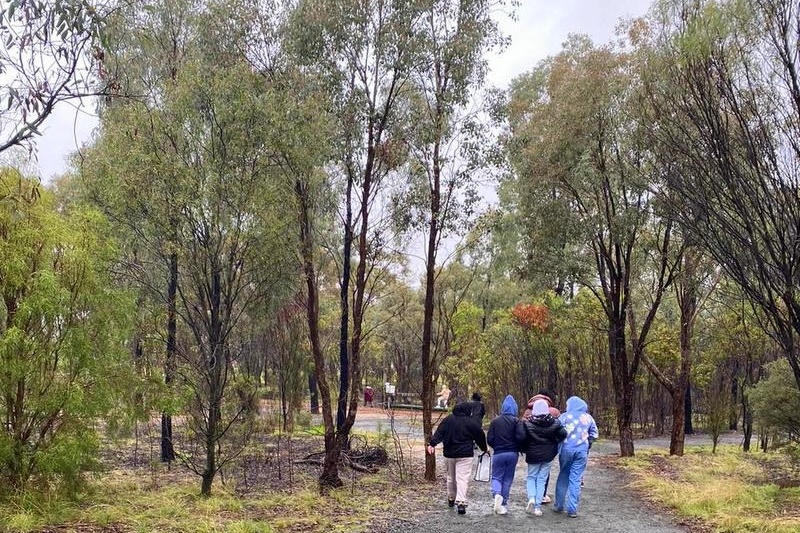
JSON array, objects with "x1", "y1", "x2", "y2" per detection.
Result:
[{"x1": 748, "y1": 359, "x2": 800, "y2": 444}]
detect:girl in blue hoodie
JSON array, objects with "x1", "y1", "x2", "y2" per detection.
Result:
[
  {"x1": 554, "y1": 396, "x2": 598, "y2": 518},
  {"x1": 486, "y1": 395, "x2": 523, "y2": 515}
]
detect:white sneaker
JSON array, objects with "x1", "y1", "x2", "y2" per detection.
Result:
[
  {"x1": 498, "y1": 505, "x2": 508, "y2": 515},
  {"x1": 493, "y1": 494, "x2": 503, "y2": 514},
  {"x1": 533, "y1": 507, "x2": 543, "y2": 516},
  {"x1": 526, "y1": 499, "x2": 535, "y2": 514},
  {"x1": 542, "y1": 494, "x2": 551, "y2": 504}
]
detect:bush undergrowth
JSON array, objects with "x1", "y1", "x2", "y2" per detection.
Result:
[
  {"x1": 619, "y1": 444, "x2": 800, "y2": 533},
  {"x1": 0, "y1": 467, "x2": 403, "y2": 533}
]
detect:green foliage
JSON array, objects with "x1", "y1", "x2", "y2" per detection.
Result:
[
  {"x1": 442, "y1": 302, "x2": 486, "y2": 391},
  {"x1": 74, "y1": 0, "x2": 321, "y2": 495},
  {"x1": 0, "y1": 0, "x2": 109, "y2": 153},
  {"x1": 294, "y1": 411, "x2": 312, "y2": 430},
  {"x1": 470, "y1": 300, "x2": 561, "y2": 412},
  {"x1": 643, "y1": 0, "x2": 800, "y2": 391},
  {"x1": 749, "y1": 360, "x2": 800, "y2": 443},
  {"x1": 0, "y1": 168, "x2": 134, "y2": 494}
]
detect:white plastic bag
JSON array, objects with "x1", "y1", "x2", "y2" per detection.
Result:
[{"x1": 473, "y1": 452, "x2": 491, "y2": 482}]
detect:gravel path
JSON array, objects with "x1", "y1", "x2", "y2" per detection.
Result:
[{"x1": 380, "y1": 434, "x2": 736, "y2": 533}]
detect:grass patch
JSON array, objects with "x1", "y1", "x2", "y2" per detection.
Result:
[
  {"x1": 0, "y1": 426, "x2": 427, "y2": 533},
  {"x1": 0, "y1": 467, "x2": 408, "y2": 533},
  {"x1": 618, "y1": 444, "x2": 800, "y2": 533}
]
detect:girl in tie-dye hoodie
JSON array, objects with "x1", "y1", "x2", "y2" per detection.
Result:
[{"x1": 554, "y1": 396, "x2": 598, "y2": 518}]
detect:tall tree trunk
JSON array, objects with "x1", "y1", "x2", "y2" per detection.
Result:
[
  {"x1": 319, "y1": 431, "x2": 343, "y2": 489},
  {"x1": 295, "y1": 178, "x2": 340, "y2": 490},
  {"x1": 608, "y1": 320, "x2": 635, "y2": 457},
  {"x1": 729, "y1": 362, "x2": 740, "y2": 431},
  {"x1": 742, "y1": 394, "x2": 753, "y2": 452},
  {"x1": 670, "y1": 262, "x2": 696, "y2": 456},
  {"x1": 308, "y1": 373, "x2": 319, "y2": 414},
  {"x1": 668, "y1": 356, "x2": 690, "y2": 455},
  {"x1": 337, "y1": 148, "x2": 376, "y2": 460},
  {"x1": 669, "y1": 386, "x2": 686, "y2": 456},
  {"x1": 421, "y1": 206, "x2": 438, "y2": 482},
  {"x1": 742, "y1": 355, "x2": 759, "y2": 452},
  {"x1": 684, "y1": 384, "x2": 694, "y2": 435},
  {"x1": 421, "y1": 131, "x2": 442, "y2": 482},
  {"x1": 281, "y1": 377, "x2": 289, "y2": 432},
  {"x1": 161, "y1": 251, "x2": 177, "y2": 463},
  {"x1": 617, "y1": 387, "x2": 635, "y2": 457},
  {"x1": 337, "y1": 174, "x2": 353, "y2": 434},
  {"x1": 200, "y1": 270, "x2": 224, "y2": 496},
  {"x1": 201, "y1": 393, "x2": 220, "y2": 496}
]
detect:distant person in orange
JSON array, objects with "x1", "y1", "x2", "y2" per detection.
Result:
[
  {"x1": 364, "y1": 386, "x2": 374, "y2": 407},
  {"x1": 436, "y1": 384, "x2": 451, "y2": 408}
]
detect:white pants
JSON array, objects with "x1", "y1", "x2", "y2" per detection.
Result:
[{"x1": 445, "y1": 456, "x2": 473, "y2": 504}]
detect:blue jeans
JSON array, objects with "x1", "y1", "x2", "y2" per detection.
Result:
[
  {"x1": 490, "y1": 451, "x2": 518, "y2": 505},
  {"x1": 555, "y1": 447, "x2": 588, "y2": 515},
  {"x1": 526, "y1": 462, "x2": 552, "y2": 507}
]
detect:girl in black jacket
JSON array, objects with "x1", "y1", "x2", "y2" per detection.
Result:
[
  {"x1": 517, "y1": 399, "x2": 567, "y2": 516},
  {"x1": 427, "y1": 402, "x2": 488, "y2": 514}
]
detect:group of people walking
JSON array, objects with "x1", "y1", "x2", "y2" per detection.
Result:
[{"x1": 426, "y1": 390, "x2": 598, "y2": 518}]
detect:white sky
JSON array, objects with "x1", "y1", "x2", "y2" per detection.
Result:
[{"x1": 31, "y1": 0, "x2": 652, "y2": 181}]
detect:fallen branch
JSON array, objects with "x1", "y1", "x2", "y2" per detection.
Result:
[
  {"x1": 294, "y1": 458, "x2": 323, "y2": 466},
  {"x1": 294, "y1": 456, "x2": 378, "y2": 473},
  {"x1": 343, "y1": 456, "x2": 378, "y2": 473}
]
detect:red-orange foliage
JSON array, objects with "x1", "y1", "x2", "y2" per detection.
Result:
[{"x1": 511, "y1": 303, "x2": 550, "y2": 333}]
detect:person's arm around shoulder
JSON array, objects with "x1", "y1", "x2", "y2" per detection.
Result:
[
  {"x1": 487, "y1": 419, "x2": 496, "y2": 449},
  {"x1": 515, "y1": 418, "x2": 528, "y2": 444},
  {"x1": 470, "y1": 420, "x2": 488, "y2": 453},
  {"x1": 588, "y1": 415, "x2": 599, "y2": 446},
  {"x1": 554, "y1": 420, "x2": 567, "y2": 442},
  {"x1": 427, "y1": 416, "x2": 448, "y2": 454}
]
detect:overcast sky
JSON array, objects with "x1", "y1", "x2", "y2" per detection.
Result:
[{"x1": 32, "y1": 0, "x2": 652, "y2": 181}]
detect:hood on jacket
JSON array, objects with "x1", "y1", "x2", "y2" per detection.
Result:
[
  {"x1": 532, "y1": 399, "x2": 550, "y2": 416},
  {"x1": 500, "y1": 395, "x2": 518, "y2": 416},
  {"x1": 565, "y1": 396, "x2": 588, "y2": 414},
  {"x1": 453, "y1": 402, "x2": 472, "y2": 416},
  {"x1": 527, "y1": 393, "x2": 553, "y2": 409}
]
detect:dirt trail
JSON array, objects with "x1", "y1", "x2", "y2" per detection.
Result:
[{"x1": 378, "y1": 435, "x2": 733, "y2": 533}]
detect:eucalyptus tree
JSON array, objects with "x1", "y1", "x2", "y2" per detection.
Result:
[
  {"x1": 719, "y1": 293, "x2": 778, "y2": 450},
  {"x1": 83, "y1": 0, "x2": 204, "y2": 464},
  {"x1": 287, "y1": 0, "x2": 423, "y2": 489},
  {"x1": 431, "y1": 261, "x2": 482, "y2": 401},
  {"x1": 0, "y1": 168, "x2": 132, "y2": 491},
  {"x1": 641, "y1": 0, "x2": 800, "y2": 391},
  {"x1": 507, "y1": 36, "x2": 680, "y2": 456},
  {"x1": 373, "y1": 281, "x2": 424, "y2": 394},
  {"x1": 0, "y1": 0, "x2": 112, "y2": 154},
  {"x1": 398, "y1": 0, "x2": 510, "y2": 481},
  {"x1": 79, "y1": 1, "x2": 295, "y2": 496},
  {"x1": 695, "y1": 288, "x2": 779, "y2": 450},
  {"x1": 639, "y1": 246, "x2": 719, "y2": 455},
  {"x1": 266, "y1": 297, "x2": 312, "y2": 432}
]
